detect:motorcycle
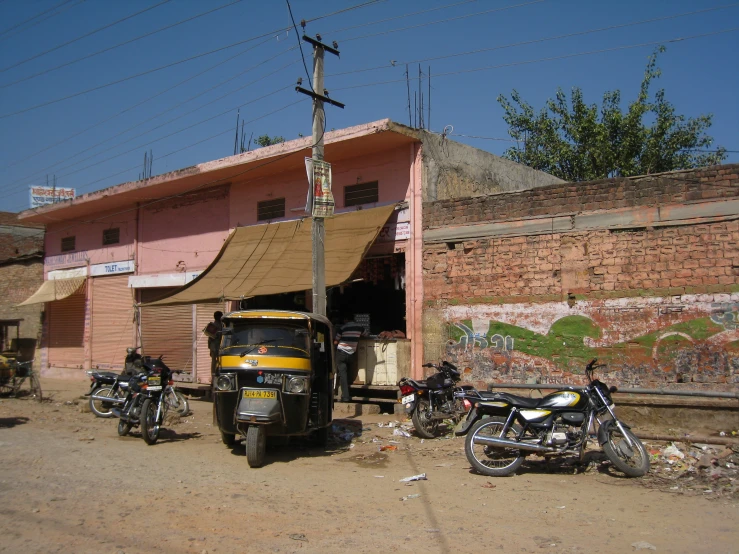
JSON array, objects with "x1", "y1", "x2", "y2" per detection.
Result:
[
  {"x1": 455, "y1": 359, "x2": 650, "y2": 477},
  {"x1": 87, "y1": 347, "x2": 189, "y2": 418},
  {"x1": 398, "y1": 361, "x2": 474, "y2": 438},
  {"x1": 111, "y1": 355, "x2": 180, "y2": 445}
]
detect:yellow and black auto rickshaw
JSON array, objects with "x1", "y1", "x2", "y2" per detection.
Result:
[{"x1": 212, "y1": 310, "x2": 334, "y2": 467}]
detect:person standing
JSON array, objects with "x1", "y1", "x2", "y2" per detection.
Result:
[
  {"x1": 208, "y1": 311, "x2": 223, "y2": 376},
  {"x1": 334, "y1": 315, "x2": 366, "y2": 402}
]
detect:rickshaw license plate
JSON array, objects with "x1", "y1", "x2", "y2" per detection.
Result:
[{"x1": 243, "y1": 390, "x2": 277, "y2": 399}]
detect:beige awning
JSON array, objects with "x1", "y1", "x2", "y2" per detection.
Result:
[
  {"x1": 143, "y1": 204, "x2": 397, "y2": 306},
  {"x1": 17, "y1": 277, "x2": 86, "y2": 306}
]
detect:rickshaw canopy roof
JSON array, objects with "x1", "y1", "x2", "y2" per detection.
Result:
[{"x1": 223, "y1": 310, "x2": 332, "y2": 329}]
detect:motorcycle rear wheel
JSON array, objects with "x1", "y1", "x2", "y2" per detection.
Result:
[
  {"x1": 118, "y1": 419, "x2": 132, "y2": 437},
  {"x1": 602, "y1": 424, "x2": 650, "y2": 477},
  {"x1": 412, "y1": 398, "x2": 440, "y2": 439},
  {"x1": 89, "y1": 386, "x2": 116, "y2": 418},
  {"x1": 465, "y1": 416, "x2": 525, "y2": 477},
  {"x1": 141, "y1": 398, "x2": 161, "y2": 445},
  {"x1": 168, "y1": 390, "x2": 190, "y2": 416}
]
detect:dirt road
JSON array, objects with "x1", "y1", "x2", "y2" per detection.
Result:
[{"x1": 0, "y1": 379, "x2": 736, "y2": 554}]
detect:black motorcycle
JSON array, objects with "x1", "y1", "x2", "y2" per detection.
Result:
[
  {"x1": 455, "y1": 359, "x2": 650, "y2": 478},
  {"x1": 88, "y1": 348, "x2": 189, "y2": 418},
  {"x1": 113, "y1": 356, "x2": 177, "y2": 445},
  {"x1": 398, "y1": 361, "x2": 474, "y2": 438}
]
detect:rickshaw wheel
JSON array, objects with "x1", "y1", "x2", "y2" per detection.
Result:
[
  {"x1": 246, "y1": 426, "x2": 266, "y2": 468},
  {"x1": 221, "y1": 431, "x2": 236, "y2": 446},
  {"x1": 314, "y1": 426, "x2": 329, "y2": 447}
]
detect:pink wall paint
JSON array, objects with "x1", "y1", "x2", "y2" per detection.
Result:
[
  {"x1": 409, "y1": 142, "x2": 424, "y2": 378},
  {"x1": 229, "y1": 146, "x2": 412, "y2": 227},
  {"x1": 138, "y1": 185, "x2": 230, "y2": 274}
]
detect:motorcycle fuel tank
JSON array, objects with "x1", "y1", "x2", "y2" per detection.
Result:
[{"x1": 539, "y1": 390, "x2": 587, "y2": 410}]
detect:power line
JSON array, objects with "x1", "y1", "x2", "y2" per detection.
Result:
[
  {"x1": 0, "y1": 0, "x2": 76, "y2": 38},
  {"x1": 1, "y1": 0, "x2": 174, "y2": 73},
  {"x1": 341, "y1": 0, "x2": 546, "y2": 43},
  {"x1": 333, "y1": 28, "x2": 739, "y2": 91},
  {"x1": 0, "y1": 0, "x2": 386, "y2": 119},
  {"x1": 0, "y1": 0, "x2": 245, "y2": 87},
  {"x1": 5, "y1": 46, "x2": 297, "y2": 191},
  {"x1": 286, "y1": 0, "x2": 313, "y2": 90},
  {"x1": 0, "y1": 0, "x2": 84, "y2": 44},
  {"x1": 329, "y1": 3, "x2": 739, "y2": 77}
]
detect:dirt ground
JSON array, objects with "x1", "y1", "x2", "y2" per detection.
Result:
[{"x1": 0, "y1": 378, "x2": 737, "y2": 554}]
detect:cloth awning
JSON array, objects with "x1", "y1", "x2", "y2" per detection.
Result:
[
  {"x1": 143, "y1": 204, "x2": 397, "y2": 306},
  {"x1": 17, "y1": 277, "x2": 86, "y2": 306}
]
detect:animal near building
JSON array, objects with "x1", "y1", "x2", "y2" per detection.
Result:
[
  {"x1": 422, "y1": 163, "x2": 739, "y2": 391},
  {"x1": 17, "y1": 119, "x2": 562, "y2": 385}
]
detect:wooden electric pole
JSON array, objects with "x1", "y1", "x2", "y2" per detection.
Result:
[{"x1": 296, "y1": 34, "x2": 344, "y2": 316}]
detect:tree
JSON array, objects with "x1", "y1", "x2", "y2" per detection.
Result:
[
  {"x1": 254, "y1": 134, "x2": 285, "y2": 148},
  {"x1": 497, "y1": 48, "x2": 726, "y2": 181}
]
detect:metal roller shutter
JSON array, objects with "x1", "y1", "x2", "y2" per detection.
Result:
[
  {"x1": 139, "y1": 289, "x2": 194, "y2": 379},
  {"x1": 195, "y1": 303, "x2": 224, "y2": 384},
  {"x1": 91, "y1": 275, "x2": 135, "y2": 369},
  {"x1": 48, "y1": 283, "x2": 86, "y2": 368}
]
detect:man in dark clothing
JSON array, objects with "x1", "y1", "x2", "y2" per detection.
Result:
[
  {"x1": 334, "y1": 316, "x2": 367, "y2": 402},
  {"x1": 208, "y1": 311, "x2": 223, "y2": 376}
]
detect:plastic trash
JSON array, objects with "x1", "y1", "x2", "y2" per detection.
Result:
[
  {"x1": 400, "y1": 473, "x2": 427, "y2": 482},
  {"x1": 380, "y1": 445, "x2": 397, "y2": 452},
  {"x1": 662, "y1": 444, "x2": 685, "y2": 459},
  {"x1": 631, "y1": 541, "x2": 656, "y2": 551},
  {"x1": 400, "y1": 494, "x2": 421, "y2": 501},
  {"x1": 393, "y1": 428, "x2": 411, "y2": 438}
]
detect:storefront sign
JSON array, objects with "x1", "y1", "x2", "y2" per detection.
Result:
[
  {"x1": 29, "y1": 186, "x2": 75, "y2": 208},
  {"x1": 128, "y1": 271, "x2": 202, "y2": 288},
  {"x1": 305, "y1": 158, "x2": 334, "y2": 218},
  {"x1": 47, "y1": 267, "x2": 87, "y2": 280},
  {"x1": 90, "y1": 260, "x2": 134, "y2": 276},
  {"x1": 45, "y1": 251, "x2": 88, "y2": 269},
  {"x1": 377, "y1": 222, "x2": 410, "y2": 242}
]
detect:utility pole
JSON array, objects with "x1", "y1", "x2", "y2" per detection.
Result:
[{"x1": 296, "y1": 34, "x2": 344, "y2": 316}]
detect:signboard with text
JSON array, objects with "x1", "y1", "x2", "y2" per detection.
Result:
[
  {"x1": 29, "y1": 186, "x2": 75, "y2": 208},
  {"x1": 90, "y1": 260, "x2": 134, "y2": 277},
  {"x1": 305, "y1": 158, "x2": 334, "y2": 218}
]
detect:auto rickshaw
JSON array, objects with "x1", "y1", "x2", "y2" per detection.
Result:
[{"x1": 212, "y1": 310, "x2": 334, "y2": 467}]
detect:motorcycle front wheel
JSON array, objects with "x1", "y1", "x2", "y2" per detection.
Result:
[
  {"x1": 465, "y1": 416, "x2": 525, "y2": 477},
  {"x1": 140, "y1": 398, "x2": 161, "y2": 445},
  {"x1": 89, "y1": 386, "x2": 116, "y2": 418},
  {"x1": 602, "y1": 423, "x2": 650, "y2": 477},
  {"x1": 118, "y1": 419, "x2": 132, "y2": 437},
  {"x1": 411, "y1": 398, "x2": 440, "y2": 439}
]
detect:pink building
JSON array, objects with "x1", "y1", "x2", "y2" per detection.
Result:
[{"x1": 18, "y1": 120, "x2": 561, "y2": 387}]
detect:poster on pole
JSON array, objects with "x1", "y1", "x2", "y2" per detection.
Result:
[
  {"x1": 304, "y1": 157, "x2": 334, "y2": 218},
  {"x1": 29, "y1": 186, "x2": 75, "y2": 208}
]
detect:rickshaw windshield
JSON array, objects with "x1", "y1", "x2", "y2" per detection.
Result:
[{"x1": 221, "y1": 321, "x2": 310, "y2": 358}]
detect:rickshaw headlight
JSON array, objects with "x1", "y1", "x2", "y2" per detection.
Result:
[
  {"x1": 215, "y1": 374, "x2": 235, "y2": 391},
  {"x1": 285, "y1": 376, "x2": 308, "y2": 394}
]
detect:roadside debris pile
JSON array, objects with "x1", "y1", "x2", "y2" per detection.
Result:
[
  {"x1": 329, "y1": 420, "x2": 365, "y2": 444},
  {"x1": 644, "y1": 440, "x2": 739, "y2": 498}
]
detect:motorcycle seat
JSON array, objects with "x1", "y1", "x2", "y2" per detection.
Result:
[{"x1": 485, "y1": 391, "x2": 541, "y2": 409}]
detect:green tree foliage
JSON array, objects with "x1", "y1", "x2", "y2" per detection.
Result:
[
  {"x1": 254, "y1": 134, "x2": 285, "y2": 148},
  {"x1": 497, "y1": 48, "x2": 726, "y2": 181}
]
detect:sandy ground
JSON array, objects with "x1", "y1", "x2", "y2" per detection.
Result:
[{"x1": 0, "y1": 378, "x2": 736, "y2": 554}]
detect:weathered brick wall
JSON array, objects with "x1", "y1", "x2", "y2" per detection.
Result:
[
  {"x1": 0, "y1": 258, "x2": 44, "y2": 362},
  {"x1": 422, "y1": 165, "x2": 739, "y2": 391},
  {"x1": 424, "y1": 164, "x2": 739, "y2": 229}
]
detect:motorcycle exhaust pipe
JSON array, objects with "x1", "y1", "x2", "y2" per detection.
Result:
[
  {"x1": 472, "y1": 435, "x2": 554, "y2": 453},
  {"x1": 91, "y1": 394, "x2": 126, "y2": 405}
]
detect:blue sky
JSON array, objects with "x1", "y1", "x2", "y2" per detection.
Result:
[{"x1": 1, "y1": 0, "x2": 737, "y2": 212}]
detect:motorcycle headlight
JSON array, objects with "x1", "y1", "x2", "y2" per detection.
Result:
[
  {"x1": 284, "y1": 376, "x2": 308, "y2": 394},
  {"x1": 215, "y1": 374, "x2": 235, "y2": 392}
]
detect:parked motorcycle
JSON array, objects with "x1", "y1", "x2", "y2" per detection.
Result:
[
  {"x1": 111, "y1": 355, "x2": 180, "y2": 445},
  {"x1": 87, "y1": 347, "x2": 189, "y2": 418},
  {"x1": 398, "y1": 361, "x2": 474, "y2": 438},
  {"x1": 455, "y1": 359, "x2": 650, "y2": 477}
]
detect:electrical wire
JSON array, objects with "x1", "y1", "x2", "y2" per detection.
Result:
[
  {"x1": 1, "y1": 0, "x2": 174, "y2": 73},
  {"x1": 286, "y1": 0, "x2": 313, "y2": 91},
  {"x1": 333, "y1": 28, "x2": 739, "y2": 91},
  {"x1": 0, "y1": 0, "x2": 387, "y2": 119},
  {"x1": 0, "y1": 0, "x2": 76, "y2": 38},
  {"x1": 341, "y1": 0, "x2": 546, "y2": 43},
  {"x1": 0, "y1": 0, "x2": 245, "y2": 87},
  {"x1": 328, "y1": 3, "x2": 739, "y2": 77},
  {"x1": 5, "y1": 49, "x2": 297, "y2": 192},
  {"x1": 0, "y1": 0, "x2": 84, "y2": 44}
]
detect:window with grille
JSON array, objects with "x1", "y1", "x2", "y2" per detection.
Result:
[
  {"x1": 61, "y1": 236, "x2": 76, "y2": 252},
  {"x1": 257, "y1": 198, "x2": 285, "y2": 221},
  {"x1": 344, "y1": 181, "x2": 378, "y2": 207},
  {"x1": 102, "y1": 227, "x2": 120, "y2": 245}
]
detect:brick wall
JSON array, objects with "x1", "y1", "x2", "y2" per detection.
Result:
[
  {"x1": 0, "y1": 258, "x2": 44, "y2": 363},
  {"x1": 421, "y1": 165, "x2": 739, "y2": 390}
]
